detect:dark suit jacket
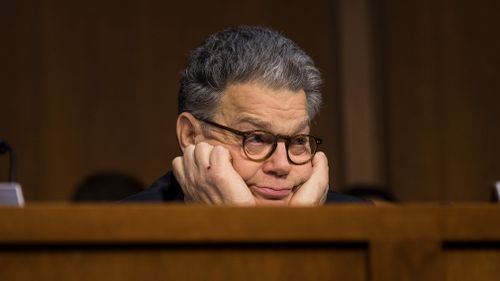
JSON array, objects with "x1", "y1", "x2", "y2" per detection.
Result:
[{"x1": 125, "y1": 171, "x2": 366, "y2": 203}]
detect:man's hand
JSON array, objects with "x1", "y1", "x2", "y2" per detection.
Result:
[
  {"x1": 172, "y1": 143, "x2": 256, "y2": 206},
  {"x1": 289, "y1": 151, "x2": 329, "y2": 206}
]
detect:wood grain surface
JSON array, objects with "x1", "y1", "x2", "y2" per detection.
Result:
[{"x1": 1, "y1": 204, "x2": 499, "y2": 280}]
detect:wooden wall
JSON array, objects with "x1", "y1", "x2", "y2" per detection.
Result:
[
  {"x1": 1, "y1": 0, "x2": 499, "y2": 202},
  {"x1": 380, "y1": 0, "x2": 500, "y2": 201},
  {"x1": 0, "y1": 0, "x2": 342, "y2": 200}
]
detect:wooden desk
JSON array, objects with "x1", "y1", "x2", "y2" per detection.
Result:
[{"x1": 1, "y1": 204, "x2": 499, "y2": 280}]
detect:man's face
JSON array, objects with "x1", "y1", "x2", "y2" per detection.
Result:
[{"x1": 202, "y1": 82, "x2": 314, "y2": 206}]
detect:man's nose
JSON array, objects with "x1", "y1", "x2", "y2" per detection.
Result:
[{"x1": 262, "y1": 142, "x2": 292, "y2": 177}]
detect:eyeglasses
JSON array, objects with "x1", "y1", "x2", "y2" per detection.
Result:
[{"x1": 199, "y1": 118, "x2": 322, "y2": 165}]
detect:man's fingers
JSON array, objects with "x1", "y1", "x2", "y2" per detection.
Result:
[
  {"x1": 173, "y1": 143, "x2": 254, "y2": 206},
  {"x1": 311, "y1": 151, "x2": 329, "y2": 185},
  {"x1": 182, "y1": 144, "x2": 195, "y2": 168},
  {"x1": 193, "y1": 142, "x2": 213, "y2": 169},
  {"x1": 209, "y1": 145, "x2": 232, "y2": 170},
  {"x1": 208, "y1": 145, "x2": 236, "y2": 184},
  {"x1": 172, "y1": 156, "x2": 185, "y2": 187},
  {"x1": 208, "y1": 145, "x2": 255, "y2": 206},
  {"x1": 289, "y1": 151, "x2": 329, "y2": 206},
  {"x1": 310, "y1": 152, "x2": 330, "y2": 200},
  {"x1": 312, "y1": 151, "x2": 328, "y2": 168}
]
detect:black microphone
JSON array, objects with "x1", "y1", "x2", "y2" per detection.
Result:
[{"x1": 0, "y1": 139, "x2": 16, "y2": 182}]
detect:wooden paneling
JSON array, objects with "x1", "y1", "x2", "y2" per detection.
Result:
[
  {"x1": 0, "y1": 248, "x2": 365, "y2": 281},
  {"x1": 3, "y1": 0, "x2": 500, "y2": 203},
  {"x1": 1, "y1": 204, "x2": 500, "y2": 280},
  {"x1": 0, "y1": 1, "x2": 342, "y2": 200},
  {"x1": 0, "y1": 1, "x2": 45, "y2": 198},
  {"x1": 380, "y1": 0, "x2": 500, "y2": 201},
  {"x1": 445, "y1": 250, "x2": 500, "y2": 281},
  {"x1": 338, "y1": 0, "x2": 386, "y2": 186}
]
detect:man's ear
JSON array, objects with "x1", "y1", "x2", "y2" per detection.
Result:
[{"x1": 176, "y1": 112, "x2": 203, "y2": 153}]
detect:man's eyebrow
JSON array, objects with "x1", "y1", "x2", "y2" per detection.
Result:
[
  {"x1": 235, "y1": 116, "x2": 310, "y2": 133},
  {"x1": 236, "y1": 116, "x2": 272, "y2": 130}
]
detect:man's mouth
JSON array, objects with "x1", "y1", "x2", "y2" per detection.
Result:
[{"x1": 250, "y1": 185, "x2": 293, "y2": 200}]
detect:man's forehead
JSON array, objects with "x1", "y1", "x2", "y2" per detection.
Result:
[
  {"x1": 214, "y1": 82, "x2": 310, "y2": 131},
  {"x1": 219, "y1": 82, "x2": 308, "y2": 111}
]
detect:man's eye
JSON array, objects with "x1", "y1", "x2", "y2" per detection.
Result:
[
  {"x1": 246, "y1": 133, "x2": 274, "y2": 144},
  {"x1": 291, "y1": 136, "x2": 309, "y2": 145}
]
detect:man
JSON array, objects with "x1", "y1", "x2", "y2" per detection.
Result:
[{"x1": 126, "y1": 26, "x2": 363, "y2": 205}]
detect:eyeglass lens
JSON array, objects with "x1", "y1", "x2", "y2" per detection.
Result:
[{"x1": 243, "y1": 132, "x2": 317, "y2": 163}]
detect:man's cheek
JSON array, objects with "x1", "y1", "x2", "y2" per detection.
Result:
[
  {"x1": 298, "y1": 166, "x2": 314, "y2": 184},
  {"x1": 230, "y1": 157, "x2": 259, "y2": 181}
]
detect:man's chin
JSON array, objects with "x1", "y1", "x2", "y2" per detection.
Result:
[{"x1": 253, "y1": 196, "x2": 292, "y2": 206}]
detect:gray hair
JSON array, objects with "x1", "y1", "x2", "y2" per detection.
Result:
[{"x1": 178, "y1": 26, "x2": 322, "y2": 121}]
